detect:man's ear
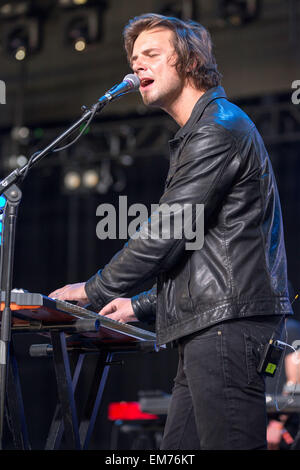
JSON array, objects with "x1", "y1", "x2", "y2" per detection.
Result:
[{"x1": 186, "y1": 54, "x2": 197, "y2": 73}]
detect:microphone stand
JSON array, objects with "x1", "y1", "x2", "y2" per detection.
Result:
[
  {"x1": 0, "y1": 99, "x2": 105, "y2": 448},
  {"x1": 0, "y1": 184, "x2": 22, "y2": 448}
]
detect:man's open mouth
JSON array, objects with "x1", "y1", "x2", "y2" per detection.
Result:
[{"x1": 140, "y1": 78, "x2": 154, "y2": 89}]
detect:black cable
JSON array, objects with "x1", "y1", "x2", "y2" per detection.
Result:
[
  {"x1": 20, "y1": 150, "x2": 41, "y2": 182},
  {"x1": 52, "y1": 103, "x2": 99, "y2": 153}
]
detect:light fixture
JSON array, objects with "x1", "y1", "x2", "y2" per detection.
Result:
[
  {"x1": 11, "y1": 126, "x2": 30, "y2": 143},
  {"x1": 74, "y1": 37, "x2": 86, "y2": 51},
  {"x1": 65, "y1": 8, "x2": 101, "y2": 52},
  {"x1": 0, "y1": 1, "x2": 29, "y2": 19},
  {"x1": 4, "y1": 154, "x2": 28, "y2": 171},
  {"x1": 62, "y1": 1, "x2": 107, "y2": 52},
  {"x1": 63, "y1": 168, "x2": 102, "y2": 192},
  {"x1": 3, "y1": 17, "x2": 42, "y2": 61},
  {"x1": 63, "y1": 170, "x2": 81, "y2": 191},
  {"x1": 119, "y1": 155, "x2": 134, "y2": 167},
  {"x1": 218, "y1": 0, "x2": 261, "y2": 26},
  {"x1": 73, "y1": 0, "x2": 88, "y2": 5},
  {"x1": 15, "y1": 46, "x2": 26, "y2": 60},
  {"x1": 82, "y1": 169, "x2": 99, "y2": 188},
  {"x1": 58, "y1": 0, "x2": 104, "y2": 8}
]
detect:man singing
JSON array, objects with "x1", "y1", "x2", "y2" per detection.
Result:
[{"x1": 50, "y1": 14, "x2": 292, "y2": 449}]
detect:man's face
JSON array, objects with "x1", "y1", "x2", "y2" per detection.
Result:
[{"x1": 131, "y1": 27, "x2": 185, "y2": 110}]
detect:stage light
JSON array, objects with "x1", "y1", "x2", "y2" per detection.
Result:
[
  {"x1": 73, "y1": 0, "x2": 88, "y2": 5},
  {"x1": 58, "y1": 0, "x2": 72, "y2": 6},
  {"x1": 16, "y1": 155, "x2": 28, "y2": 167},
  {"x1": 64, "y1": 170, "x2": 81, "y2": 190},
  {"x1": 65, "y1": 9, "x2": 100, "y2": 51},
  {"x1": 82, "y1": 169, "x2": 99, "y2": 188},
  {"x1": 4, "y1": 154, "x2": 28, "y2": 171},
  {"x1": 0, "y1": 1, "x2": 29, "y2": 19},
  {"x1": 58, "y1": 0, "x2": 104, "y2": 7},
  {"x1": 63, "y1": 1, "x2": 107, "y2": 51},
  {"x1": 4, "y1": 18, "x2": 41, "y2": 61},
  {"x1": 11, "y1": 126, "x2": 30, "y2": 143},
  {"x1": 74, "y1": 37, "x2": 86, "y2": 51},
  {"x1": 119, "y1": 155, "x2": 134, "y2": 167},
  {"x1": 15, "y1": 46, "x2": 26, "y2": 60},
  {"x1": 218, "y1": 0, "x2": 261, "y2": 26}
]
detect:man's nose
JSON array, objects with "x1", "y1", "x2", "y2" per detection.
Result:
[{"x1": 133, "y1": 57, "x2": 147, "y2": 73}]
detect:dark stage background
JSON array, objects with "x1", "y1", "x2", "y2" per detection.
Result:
[{"x1": 0, "y1": 0, "x2": 300, "y2": 450}]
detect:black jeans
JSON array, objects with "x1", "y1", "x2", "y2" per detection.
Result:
[{"x1": 160, "y1": 315, "x2": 282, "y2": 450}]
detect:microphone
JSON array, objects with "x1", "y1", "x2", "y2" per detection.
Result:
[{"x1": 98, "y1": 74, "x2": 140, "y2": 106}]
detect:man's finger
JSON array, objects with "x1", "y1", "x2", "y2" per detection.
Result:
[
  {"x1": 49, "y1": 285, "x2": 69, "y2": 297},
  {"x1": 52, "y1": 291, "x2": 70, "y2": 300},
  {"x1": 104, "y1": 313, "x2": 125, "y2": 323},
  {"x1": 99, "y1": 302, "x2": 117, "y2": 316}
]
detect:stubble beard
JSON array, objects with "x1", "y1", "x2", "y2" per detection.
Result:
[
  {"x1": 140, "y1": 88, "x2": 161, "y2": 108},
  {"x1": 141, "y1": 81, "x2": 183, "y2": 111}
]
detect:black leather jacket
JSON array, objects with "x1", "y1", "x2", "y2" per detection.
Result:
[{"x1": 85, "y1": 86, "x2": 292, "y2": 345}]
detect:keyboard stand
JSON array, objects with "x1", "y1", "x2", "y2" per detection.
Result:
[
  {"x1": 78, "y1": 350, "x2": 113, "y2": 450},
  {"x1": 45, "y1": 334, "x2": 114, "y2": 450},
  {"x1": 49, "y1": 331, "x2": 81, "y2": 449},
  {"x1": 45, "y1": 345, "x2": 86, "y2": 450}
]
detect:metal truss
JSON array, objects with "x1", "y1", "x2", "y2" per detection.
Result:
[{"x1": 0, "y1": 93, "x2": 299, "y2": 175}]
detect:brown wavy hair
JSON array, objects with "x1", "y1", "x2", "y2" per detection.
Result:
[{"x1": 123, "y1": 13, "x2": 222, "y2": 91}]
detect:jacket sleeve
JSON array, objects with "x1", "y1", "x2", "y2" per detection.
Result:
[
  {"x1": 85, "y1": 124, "x2": 241, "y2": 311},
  {"x1": 131, "y1": 284, "x2": 157, "y2": 324}
]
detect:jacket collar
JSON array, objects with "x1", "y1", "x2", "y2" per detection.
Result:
[{"x1": 174, "y1": 86, "x2": 227, "y2": 139}]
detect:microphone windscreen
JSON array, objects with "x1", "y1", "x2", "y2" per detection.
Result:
[{"x1": 123, "y1": 74, "x2": 140, "y2": 91}]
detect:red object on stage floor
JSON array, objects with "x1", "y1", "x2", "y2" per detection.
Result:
[{"x1": 108, "y1": 402, "x2": 158, "y2": 421}]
